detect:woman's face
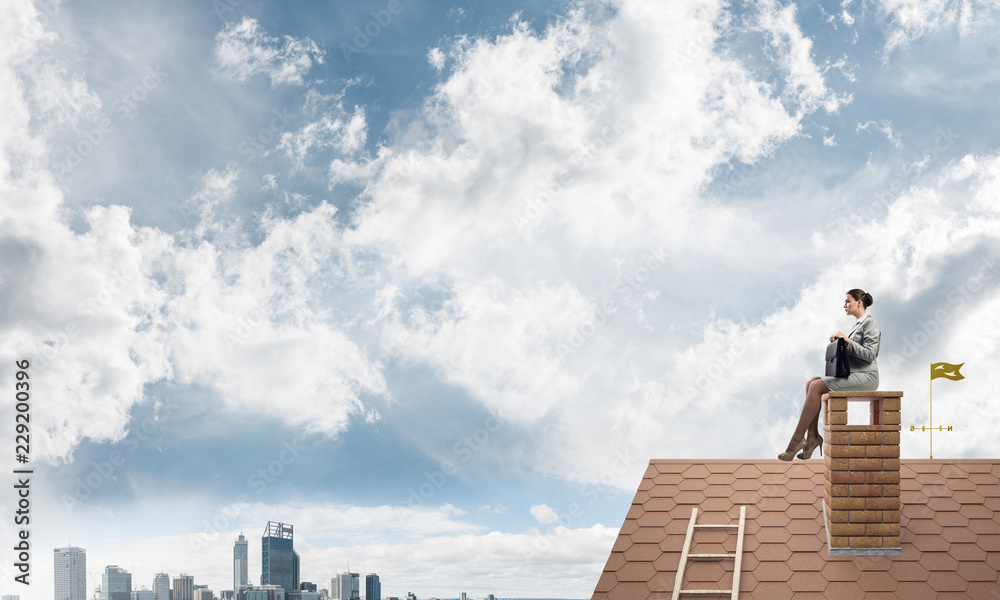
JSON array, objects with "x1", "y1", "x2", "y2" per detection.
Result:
[{"x1": 844, "y1": 294, "x2": 863, "y2": 317}]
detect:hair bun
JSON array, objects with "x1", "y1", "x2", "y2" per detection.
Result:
[{"x1": 863, "y1": 292, "x2": 873, "y2": 308}]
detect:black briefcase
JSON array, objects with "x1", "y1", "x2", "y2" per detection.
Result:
[{"x1": 825, "y1": 339, "x2": 851, "y2": 377}]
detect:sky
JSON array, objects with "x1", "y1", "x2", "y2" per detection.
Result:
[{"x1": 2, "y1": 0, "x2": 1000, "y2": 598}]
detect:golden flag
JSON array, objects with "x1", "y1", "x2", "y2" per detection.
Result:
[{"x1": 931, "y1": 362, "x2": 965, "y2": 381}]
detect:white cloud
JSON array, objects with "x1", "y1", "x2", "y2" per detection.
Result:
[
  {"x1": 214, "y1": 17, "x2": 324, "y2": 86},
  {"x1": 858, "y1": 119, "x2": 902, "y2": 148},
  {"x1": 0, "y1": 6, "x2": 385, "y2": 462},
  {"x1": 278, "y1": 106, "x2": 367, "y2": 170},
  {"x1": 530, "y1": 503, "x2": 560, "y2": 525},
  {"x1": 339, "y1": 0, "x2": 850, "y2": 485},
  {"x1": 428, "y1": 47, "x2": 446, "y2": 72},
  {"x1": 875, "y1": 0, "x2": 1000, "y2": 55}
]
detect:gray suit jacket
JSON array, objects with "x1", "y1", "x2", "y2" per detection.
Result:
[{"x1": 845, "y1": 314, "x2": 880, "y2": 373}]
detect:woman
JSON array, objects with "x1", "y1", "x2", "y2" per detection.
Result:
[{"x1": 778, "y1": 288, "x2": 880, "y2": 461}]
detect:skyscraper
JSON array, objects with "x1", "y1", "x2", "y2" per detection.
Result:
[
  {"x1": 54, "y1": 547, "x2": 87, "y2": 600},
  {"x1": 261, "y1": 521, "x2": 296, "y2": 593},
  {"x1": 234, "y1": 533, "x2": 249, "y2": 594},
  {"x1": 152, "y1": 574, "x2": 170, "y2": 600},
  {"x1": 100, "y1": 566, "x2": 131, "y2": 600},
  {"x1": 364, "y1": 574, "x2": 380, "y2": 600},
  {"x1": 330, "y1": 573, "x2": 359, "y2": 600},
  {"x1": 172, "y1": 574, "x2": 194, "y2": 600}
]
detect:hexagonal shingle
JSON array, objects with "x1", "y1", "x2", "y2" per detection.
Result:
[
  {"x1": 787, "y1": 571, "x2": 828, "y2": 592},
  {"x1": 681, "y1": 464, "x2": 712, "y2": 480},
  {"x1": 733, "y1": 464, "x2": 762, "y2": 479}
]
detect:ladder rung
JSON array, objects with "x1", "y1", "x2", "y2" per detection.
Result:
[
  {"x1": 694, "y1": 523, "x2": 737, "y2": 528},
  {"x1": 689, "y1": 553, "x2": 735, "y2": 560},
  {"x1": 679, "y1": 590, "x2": 732, "y2": 595}
]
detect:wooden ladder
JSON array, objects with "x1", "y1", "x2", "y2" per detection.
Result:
[{"x1": 670, "y1": 505, "x2": 746, "y2": 600}]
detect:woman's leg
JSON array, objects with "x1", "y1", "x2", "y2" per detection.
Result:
[{"x1": 793, "y1": 379, "x2": 829, "y2": 442}]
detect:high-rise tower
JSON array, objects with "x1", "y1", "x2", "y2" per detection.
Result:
[
  {"x1": 53, "y1": 547, "x2": 86, "y2": 600},
  {"x1": 152, "y1": 574, "x2": 169, "y2": 600},
  {"x1": 261, "y1": 521, "x2": 296, "y2": 593},
  {"x1": 364, "y1": 574, "x2": 380, "y2": 600},
  {"x1": 233, "y1": 532, "x2": 249, "y2": 593},
  {"x1": 100, "y1": 566, "x2": 131, "y2": 600}
]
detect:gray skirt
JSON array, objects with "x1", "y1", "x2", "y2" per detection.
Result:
[{"x1": 822, "y1": 371, "x2": 879, "y2": 392}]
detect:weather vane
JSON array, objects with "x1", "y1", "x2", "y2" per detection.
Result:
[{"x1": 908, "y1": 361, "x2": 964, "y2": 458}]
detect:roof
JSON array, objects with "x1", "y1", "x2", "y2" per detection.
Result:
[{"x1": 592, "y1": 459, "x2": 1000, "y2": 599}]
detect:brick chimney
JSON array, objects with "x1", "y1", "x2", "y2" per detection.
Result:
[{"x1": 822, "y1": 390, "x2": 904, "y2": 555}]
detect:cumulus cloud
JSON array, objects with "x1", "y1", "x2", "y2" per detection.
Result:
[
  {"x1": 530, "y1": 503, "x2": 560, "y2": 524},
  {"x1": 0, "y1": 5, "x2": 385, "y2": 463},
  {"x1": 339, "y1": 0, "x2": 852, "y2": 484},
  {"x1": 214, "y1": 17, "x2": 324, "y2": 86}
]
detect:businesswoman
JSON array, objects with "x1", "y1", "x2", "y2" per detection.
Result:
[{"x1": 778, "y1": 288, "x2": 881, "y2": 461}]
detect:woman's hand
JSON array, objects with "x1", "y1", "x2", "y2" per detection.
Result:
[{"x1": 829, "y1": 331, "x2": 849, "y2": 342}]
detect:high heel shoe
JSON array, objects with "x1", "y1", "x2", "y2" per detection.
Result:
[
  {"x1": 777, "y1": 438, "x2": 809, "y2": 461},
  {"x1": 797, "y1": 434, "x2": 823, "y2": 460}
]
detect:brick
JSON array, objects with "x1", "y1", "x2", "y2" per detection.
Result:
[
  {"x1": 881, "y1": 536, "x2": 901, "y2": 548},
  {"x1": 866, "y1": 471, "x2": 900, "y2": 484},
  {"x1": 825, "y1": 456, "x2": 850, "y2": 471},
  {"x1": 829, "y1": 412, "x2": 848, "y2": 425},
  {"x1": 883, "y1": 458, "x2": 901, "y2": 470},
  {"x1": 882, "y1": 510, "x2": 900, "y2": 523},
  {"x1": 831, "y1": 523, "x2": 865, "y2": 536},
  {"x1": 849, "y1": 510, "x2": 883, "y2": 523},
  {"x1": 866, "y1": 523, "x2": 900, "y2": 536},
  {"x1": 829, "y1": 483, "x2": 850, "y2": 497},
  {"x1": 882, "y1": 484, "x2": 900, "y2": 497},
  {"x1": 829, "y1": 536, "x2": 850, "y2": 548},
  {"x1": 850, "y1": 431, "x2": 881, "y2": 445},
  {"x1": 883, "y1": 412, "x2": 901, "y2": 425},
  {"x1": 865, "y1": 445, "x2": 900, "y2": 458},
  {"x1": 849, "y1": 458, "x2": 883, "y2": 471},
  {"x1": 849, "y1": 484, "x2": 883, "y2": 497},
  {"x1": 831, "y1": 471, "x2": 865, "y2": 484},
  {"x1": 866, "y1": 497, "x2": 900, "y2": 510},
  {"x1": 849, "y1": 536, "x2": 883, "y2": 549},
  {"x1": 828, "y1": 509, "x2": 850, "y2": 523},
  {"x1": 883, "y1": 431, "x2": 900, "y2": 444},
  {"x1": 882, "y1": 397, "x2": 901, "y2": 410},
  {"x1": 827, "y1": 431, "x2": 849, "y2": 445},
  {"x1": 828, "y1": 496, "x2": 865, "y2": 510},
  {"x1": 827, "y1": 398, "x2": 848, "y2": 412},
  {"x1": 826, "y1": 443, "x2": 864, "y2": 458}
]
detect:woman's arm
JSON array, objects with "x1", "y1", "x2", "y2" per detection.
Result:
[{"x1": 846, "y1": 318, "x2": 880, "y2": 363}]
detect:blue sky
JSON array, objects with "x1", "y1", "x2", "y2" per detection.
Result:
[{"x1": 2, "y1": 0, "x2": 1000, "y2": 598}]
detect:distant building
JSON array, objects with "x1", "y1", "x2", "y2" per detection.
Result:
[
  {"x1": 152, "y1": 574, "x2": 170, "y2": 600},
  {"x1": 329, "y1": 573, "x2": 358, "y2": 600},
  {"x1": 405, "y1": 593, "x2": 416, "y2": 600},
  {"x1": 363, "y1": 575, "x2": 379, "y2": 600},
  {"x1": 54, "y1": 547, "x2": 87, "y2": 600},
  {"x1": 132, "y1": 588, "x2": 155, "y2": 600},
  {"x1": 193, "y1": 590, "x2": 213, "y2": 600},
  {"x1": 241, "y1": 584, "x2": 285, "y2": 600},
  {"x1": 172, "y1": 575, "x2": 194, "y2": 600},
  {"x1": 234, "y1": 532, "x2": 249, "y2": 593},
  {"x1": 2, "y1": 594, "x2": 21, "y2": 600},
  {"x1": 298, "y1": 583, "x2": 316, "y2": 593},
  {"x1": 221, "y1": 592, "x2": 235, "y2": 600},
  {"x1": 101, "y1": 566, "x2": 131, "y2": 600},
  {"x1": 262, "y1": 522, "x2": 297, "y2": 593}
]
